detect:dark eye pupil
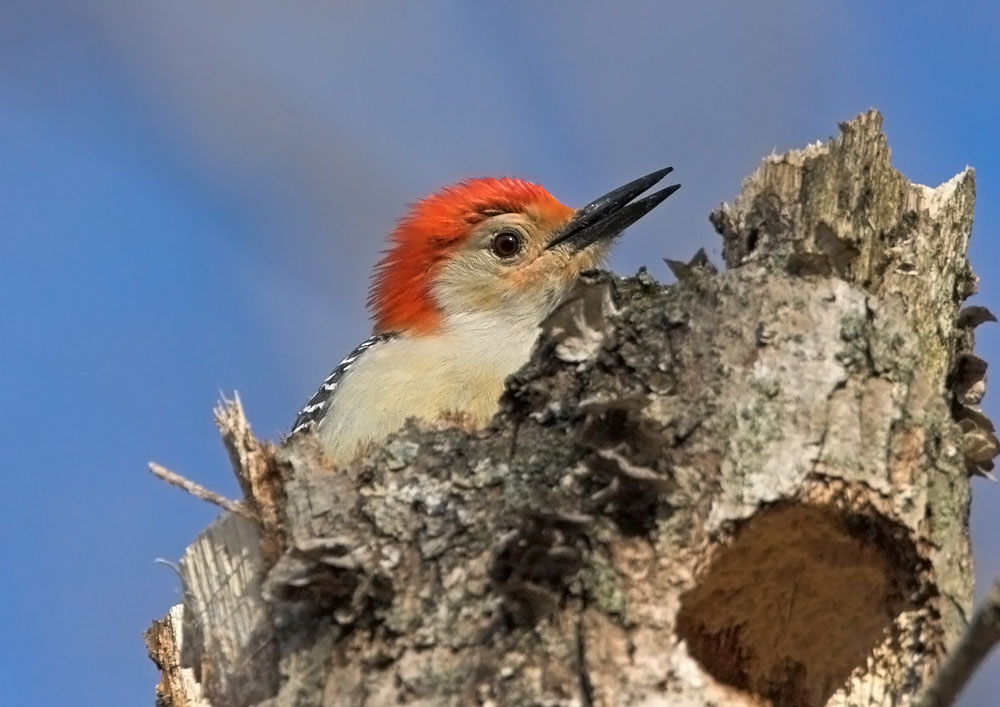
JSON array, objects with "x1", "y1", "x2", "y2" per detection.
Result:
[{"x1": 492, "y1": 231, "x2": 521, "y2": 258}]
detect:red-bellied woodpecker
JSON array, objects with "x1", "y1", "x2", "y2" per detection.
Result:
[{"x1": 290, "y1": 168, "x2": 680, "y2": 461}]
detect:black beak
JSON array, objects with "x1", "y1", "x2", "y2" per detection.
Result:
[{"x1": 546, "y1": 167, "x2": 680, "y2": 252}]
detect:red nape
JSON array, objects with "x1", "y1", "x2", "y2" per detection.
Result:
[{"x1": 368, "y1": 177, "x2": 570, "y2": 334}]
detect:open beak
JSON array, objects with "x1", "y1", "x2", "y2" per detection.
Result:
[{"x1": 546, "y1": 167, "x2": 680, "y2": 252}]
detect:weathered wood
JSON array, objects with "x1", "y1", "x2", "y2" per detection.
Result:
[
  {"x1": 178, "y1": 512, "x2": 275, "y2": 705},
  {"x1": 146, "y1": 605, "x2": 212, "y2": 707},
  {"x1": 150, "y1": 111, "x2": 991, "y2": 707},
  {"x1": 214, "y1": 394, "x2": 285, "y2": 558},
  {"x1": 148, "y1": 461, "x2": 253, "y2": 520}
]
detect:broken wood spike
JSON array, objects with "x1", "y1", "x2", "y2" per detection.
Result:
[
  {"x1": 958, "y1": 418, "x2": 1000, "y2": 479},
  {"x1": 953, "y1": 404, "x2": 995, "y2": 434},
  {"x1": 213, "y1": 393, "x2": 286, "y2": 559},
  {"x1": 957, "y1": 305, "x2": 997, "y2": 329},
  {"x1": 961, "y1": 426, "x2": 1000, "y2": 465},
  {"x1": 664, "y1": 247, "x2": 717, "y2": 283},
  {"x1": 686, "y1": 247, "x2": 714, "y2": 271},
  {"x1": 952, "y1": 353, "x2": 989, "y2": 406},
  {"x1": 148, "y1": 461, "x2": 256, "y2": 521}
]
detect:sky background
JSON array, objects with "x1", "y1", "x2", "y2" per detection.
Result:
[{"x1": 1, "y1": 2, "x2": 998, "y2": 705}]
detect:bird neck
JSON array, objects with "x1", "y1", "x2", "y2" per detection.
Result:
[{"x1": 405, "y1": 309, "x2": 542, "y2": 378}]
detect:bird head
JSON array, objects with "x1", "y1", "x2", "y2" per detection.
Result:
[{"x1": 369, "y1": 168, "x2": 679, "y2": 334}]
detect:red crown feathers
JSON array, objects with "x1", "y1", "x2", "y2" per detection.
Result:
[{"x1": 369, "y1": 177, "x2": 571, "y2": 333}]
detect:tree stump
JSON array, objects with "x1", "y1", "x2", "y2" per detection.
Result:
[{"x1": 147, "y1": 111, "x2": 994, "y2": 707}]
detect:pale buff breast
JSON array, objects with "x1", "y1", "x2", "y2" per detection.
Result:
[{"x1": 316, "y1": 315, "x2": 540, "y2": 463}]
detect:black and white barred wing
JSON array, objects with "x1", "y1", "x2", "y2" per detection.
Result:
[{"x1": 289, "y1": 332, "x2": 398, "y2": 436}]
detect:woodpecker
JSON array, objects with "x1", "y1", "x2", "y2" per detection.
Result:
[{"x1": 290, "y1": 168, "x2": 679, "y2": 461}]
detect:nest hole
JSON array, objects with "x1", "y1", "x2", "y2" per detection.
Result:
[{"x1": 676, "y1": 504, "x2": 917, "y2": 707}]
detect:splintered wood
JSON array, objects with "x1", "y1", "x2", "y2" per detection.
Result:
[
  {"x1": 146, "y1": 605, "x2": 212, "y2": 707},
  {"x1": 214, "y1": 394, "x2": 285, "y2": 552}
]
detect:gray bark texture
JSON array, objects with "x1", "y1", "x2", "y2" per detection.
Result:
[{"x1": 146, "y1": 111, "x2": 995, "y2": 707}]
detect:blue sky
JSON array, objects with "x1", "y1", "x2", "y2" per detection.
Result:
[{"x1": 1, "y1": 2, "x2": 997, "y2": 705}]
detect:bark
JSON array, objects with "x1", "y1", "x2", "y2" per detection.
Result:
[{"x1": 147, "y1": 111, "x2": 995, "y2": 707}]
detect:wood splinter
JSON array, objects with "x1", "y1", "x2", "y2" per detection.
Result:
[{"x1": 148, "y1": 461, "x2": 255, "y2": 521}]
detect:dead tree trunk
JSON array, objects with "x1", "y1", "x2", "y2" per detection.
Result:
[{"x1": 147, "y1": 111, "x2": 996, "y2": 707}]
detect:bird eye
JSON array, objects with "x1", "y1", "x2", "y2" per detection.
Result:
[{"x1": 489, "y1": 230, "x2": 523, "y2": 259}]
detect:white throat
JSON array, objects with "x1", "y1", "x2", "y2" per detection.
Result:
[{"x1": 440, "y1": 310, "x2": 542, "y2": 374}]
